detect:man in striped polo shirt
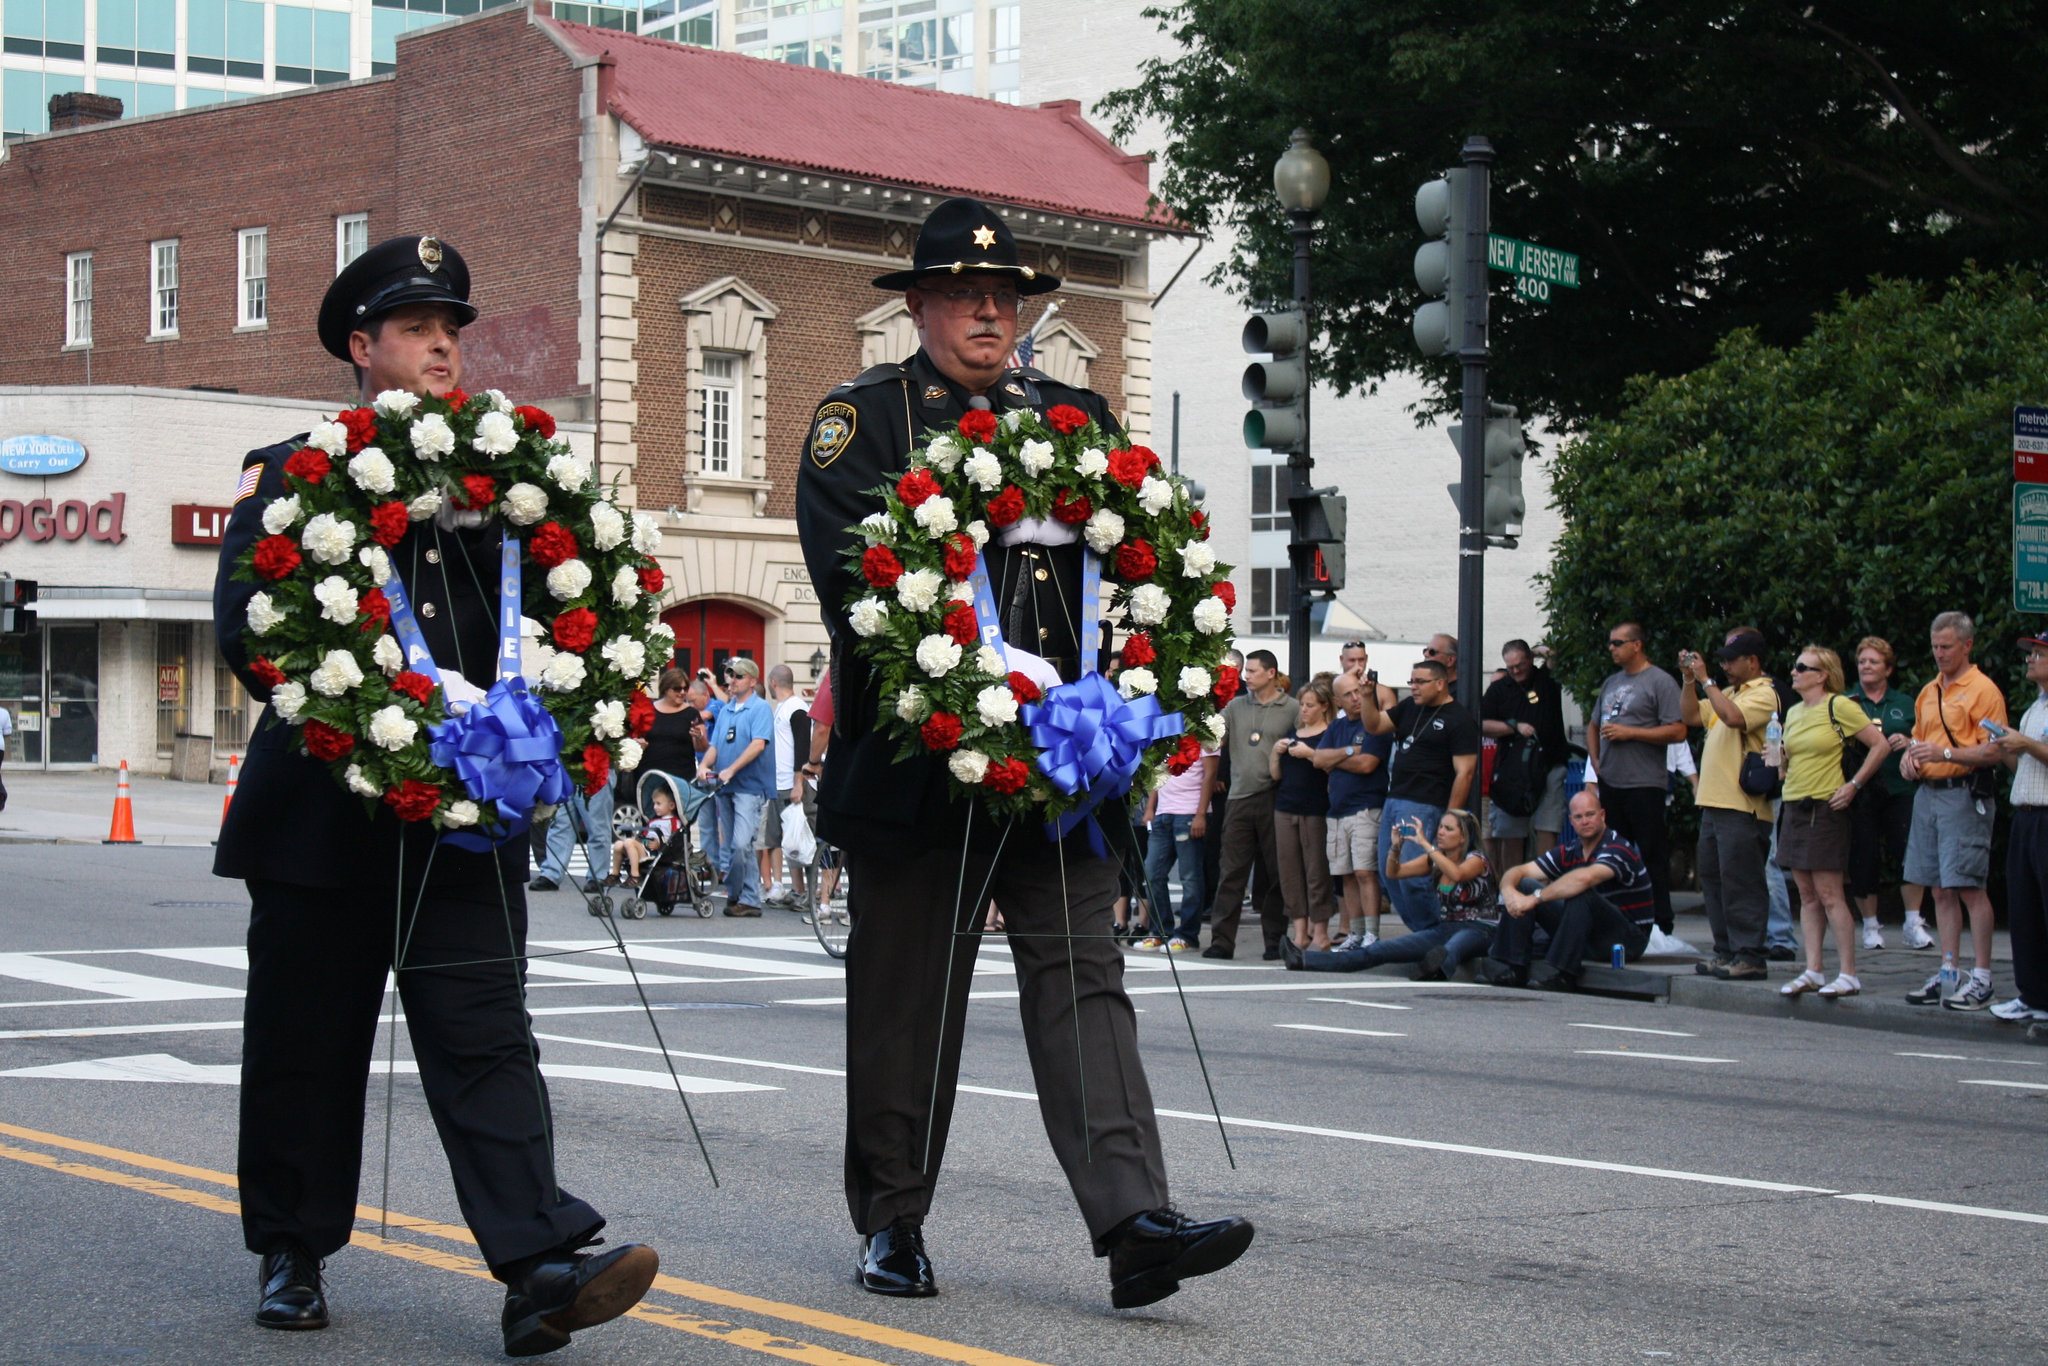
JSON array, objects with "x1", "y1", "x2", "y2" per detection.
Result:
[{"x1": 1487, "y1": 789, "x2": 1655, "y2": 989}]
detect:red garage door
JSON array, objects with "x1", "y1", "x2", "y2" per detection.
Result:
[{"x1": 661, "y1": 600, "x2": 765, "y2": 678}]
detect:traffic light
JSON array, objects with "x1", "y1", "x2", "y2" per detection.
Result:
[
  {"x1": 1481, "y1": 407, "x2": 1526, "y2": 543},
  {"x1": 0, "y1": 577, "x2": 37, "y2": 635},
  {"x1": 1287, "y1": 487, "x2": 1346, "y2": 595},
  {"x1": 1412, "y1": 169, "x2": 1482, "y2": 357},
  {"x1": 1241, "y1": 309, "x2": 1308, "y2": 453}
]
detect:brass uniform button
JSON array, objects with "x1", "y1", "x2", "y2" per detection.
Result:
[
  {"x1": 1034, "y1": 568, "x2": 1048, "y2": 582},
  {"x1": 425, "y1": 548, "x2": 441, "y2": 564},
  {"x1": 1039, "y1": 627, "x2": 1049, "y2": 640},
  {"x1": 421, "y1": 602, "x2": 438, "y2": 618}
]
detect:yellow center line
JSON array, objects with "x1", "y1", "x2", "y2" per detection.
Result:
[{"x1": 0, "y1": 1120, "x2": 1054, "y2": 1366}]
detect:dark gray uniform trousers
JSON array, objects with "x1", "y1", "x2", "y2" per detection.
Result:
[{"x1": 843, "y1": 829, "x2": 1170, "y2": 1251}]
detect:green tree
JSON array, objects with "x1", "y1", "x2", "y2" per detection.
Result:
[
  {"x1": 1542, "y1": 267, "x2": 2048, "y2": 709},
  {"x1": 1101, "y1": 1, "x2": 2048, "y2": 426}
]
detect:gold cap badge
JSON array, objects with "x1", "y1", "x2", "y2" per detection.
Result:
[{"x1": 418, "y1": 236, "x2": 444, "y2": 271}]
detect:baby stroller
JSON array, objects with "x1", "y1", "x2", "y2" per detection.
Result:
[{"x1": 592, "y1": 769, "x2": 714, "y2": 921}]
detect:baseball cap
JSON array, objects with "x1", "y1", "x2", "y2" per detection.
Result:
[{"x1": 1718, "y1": 632, "x2": 1767, "y2": 662}]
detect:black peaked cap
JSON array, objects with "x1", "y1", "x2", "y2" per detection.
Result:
[{"x1": 318, "y1": 235, "x2": 477, "y2": 361}]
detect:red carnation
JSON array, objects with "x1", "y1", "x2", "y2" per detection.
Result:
[
  {"x1": 442, "y1": 387, "x2": 468, "y2": 412},
  {"x1": 943, "y1": 602, "x2": 979, "y2": 648},
  {"x1": 1189, "y1": 509, "x2": 1209, "y2": 538},
  {"x1": 383, "y1": 779, "x2": 441, "y2": 821},
  {"x1": 942, "y1": 533, "x2": 978, "y2": 582},
  {"x1": 983, "y1": 756, "x2": 1031, "y2": 794},
  {"x1": 528, "y1": 521, "x2": 579, "y2": 569},
  {"x1": 986, "y1": 485, "x2": 1026, "y2": 528},
  {"x1": 1115, "y1": 539, "x2": 1158, "y2": 581},
  {"x1": 357, "y1": 587, "x2": 391, "y2": 632},
  {"x1": 284, "y1": 447, "x2": 330, "y2": 485},
  {"x1": 392, "y1": 671, "x2": 436, "y2": 707},
  {"x1": 458, "y1": 473, "x2": 497, "y2": 511},
  {"x1": 627, "y1": 688, "x2": 656, "y2": 738},
  {"x1": 1046, "y1": 404, "x2": 1090, "y2": 435},
  {"x1": 369, "y1": 500, "x2": 409, "y2": 548},
  {"x1": 250, "y1": 656, "x2": 287, "y2": 688},
  {"x1": 1007, "y1": 671, "x2": 1042, "y2": 705},
  {"x1": 338, "y1": 408, "x2": 379, "y2": 453},
  {"x1": 553, "y1": 607, "x2": 598, "y2": 654},
  {"x1": 580, "y1": 744, "x2": 611, "y2": 796},
  {"x1": 1212, "y1": 580, "x2": 1237, "y2": 611},
  {"x1": 897, "y1": 468, "x2": 942, "y2": 509},
  {"x1": 861, "y1": 545, "x2": 905, "y2": 588},
  {"x1": 252, "y1": 534, "x2": 301, "y2": 580},
  {"x1": 1121, "y1": 632, "x2": 1156, "y2": 667},
  {"x1": 1107, "y1": 447, "x2": 1153, "y2": 490},
  {"x1": 638, "y1": 562, "x2": 665, "y2": 595},
  {"x1": 303, "y1": 719, "x2": 355, "y2": 763},
  {"x1": 1213, "y1": 664, "x2": 1241, "y2": 706},
  {"x1": 1166, "y1": 734, "x2": 1204, "y2": 775},
  {"x1": 957, "y1": 409, "x2": 999, "y2": 444},
  {"x1": 920, "y1": 711, "x2": 963, "y2": 751},
  {"x1": 1051, "y1": 489, "x2": 1091, "y2": 524},
  {"x1": 514, "y1": 405, "x2": 556, "y2": 439}
]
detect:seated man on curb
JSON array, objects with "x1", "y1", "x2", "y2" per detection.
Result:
[{"x1": 1488, "y1": 789, "x2": 1655, "y2": 990}]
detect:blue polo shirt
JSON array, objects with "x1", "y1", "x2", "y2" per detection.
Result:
[
  {"x1": 1319, "y1": 715, "x2": 1391, "y2": 817},
  {"x1": 711, "y1": 693, "x2": 776, "y2": 796}
]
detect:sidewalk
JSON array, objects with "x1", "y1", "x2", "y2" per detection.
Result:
[{"x1": 0, "y1": 768, "x2": 227, "y2": 847}]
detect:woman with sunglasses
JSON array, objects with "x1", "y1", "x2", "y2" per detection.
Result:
[
  {"x1": 1776, "y1": 646, "x2": 1889, "y2": 998},
  {"x1": 1284, "y1": 808, "x2": 1494, "y2": 977}
]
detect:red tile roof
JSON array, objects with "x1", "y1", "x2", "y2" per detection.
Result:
[{"x1": 540, "y1": 17, "x2": 1174, "y2": 231}]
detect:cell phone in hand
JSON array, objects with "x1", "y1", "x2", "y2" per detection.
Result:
[{"x1": 1984, "y1": 721, "x2": 2009, "y2": 738}]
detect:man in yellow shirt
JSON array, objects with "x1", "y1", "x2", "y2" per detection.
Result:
[{"x1": 1680, "y1": 632, "x2": 1778, "y2": 979}]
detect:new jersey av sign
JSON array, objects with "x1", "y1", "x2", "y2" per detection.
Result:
[{"x1": 0, "y1": 434, "x2": 90, "y2": 476}]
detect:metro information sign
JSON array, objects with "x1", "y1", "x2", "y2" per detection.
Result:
[
  {"x1": 2015, "y1": 484, "x2": 2048, "y2": 613},
  {"x1": 2016, "y1": 405, "x2": 2048, "y2": 483}
]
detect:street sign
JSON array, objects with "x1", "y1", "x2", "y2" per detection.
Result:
[
  {"x1": 1488, "y1": 234, "x2": 1579, "y2": 303},
  {"x1": 2016, "y1": 405, "x2": 2048, "y2": 483},
  {"x1": 2015, "y1": 484, "x2": 2048, "y2": 612}
]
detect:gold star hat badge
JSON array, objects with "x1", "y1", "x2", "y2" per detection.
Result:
[
  {"x1": 870, "y1": 196, "x2": 1062, "y2": 295},
  {"x1": 971, "y1": 224, "x2": 998, "y2": 250}
]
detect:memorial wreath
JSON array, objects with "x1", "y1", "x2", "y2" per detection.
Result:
[
  {"x1": 843, "y1": 402, "x2": 1237, "y2": 829},
  {"x1": 230, "y1": 387, "x2": 671, "y2": 840}
]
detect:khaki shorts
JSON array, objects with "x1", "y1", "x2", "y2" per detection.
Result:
[
  {"x1": 758, "y1": 790, "x2": 789, "y2": 851},
  {"x1": 1326, "y1": 807, "x2": 1382, "y2": 876}
]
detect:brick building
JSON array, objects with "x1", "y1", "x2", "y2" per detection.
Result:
[{"x1": 0, "y1": 2, "x2": 1177, "y2": 772}]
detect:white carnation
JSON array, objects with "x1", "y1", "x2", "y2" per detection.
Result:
[
  {"x1": 1019, "y1": 438, "x2": 1055, "y2": 476},
  {"x1": 246, "y1": 592, "x2": 284, "y2": 636},
  {"x1": 949, "y1": 580, "x2": 975, "y2": 604},
  {"x1": 1083, "y1": 507, "x2": 1126, "y2": 555},
  {"x1": 600, "y1": 635, "x2": 648, "y2": 678},
  {"x1": 1119, "y1": 667, "x2": 1158, "y2": 697},
  {"x1": 372, "y1": 633, "x2": 405, "y2": 676},
  {"x1": 976, "y1": 644, "x2": 1005, "y2": 675},
  {"x1": 610, "y1": 565, "x2": 641, "y2": 606},
  {"x1": 631, "y1": 512, "x2": 663, "y2": 555},
  {"x1": 590, "y1": 699, "x2": 627, "y2": 740},
  {"x1": 261, "y1": 495, "x2": 302, "y2": 536},
  {"x1": 549, "y1": 453, "x2": 594, "y2": 494},
  {"x1": 925, "y1": 436, "x2": 962, "y2": 473},
  {"x1": 1001, "y1": 409, "x2": 1028, "y2": 433},
  {"x1": 1138, "y1": 476, "x2": 1175, "y2": 516},
  {"x1": 963, "y1": 447, "x2": 1002, "y2": 491},
  {"x1": 348, "y1": 447, "x2": 396, "y2": 495},
  {"x1": 485, "y1": 389, "x2": 512, "y2": 414},
  {"x1": 312, "y1": 575, "x2": 359, "y2": 625},
  {"x1": 588, "y1": 500, "x2": 626, "y2": 549},
  {"x1": 305, "y1": 422, "x2": 348, "y2": 457},
  {"x1": 301, "y1": 512, "x2": 357, "y2": 565},
  {"x1": 965, "y1": 519, "x2": 989, "y2": 548},
  {"x1": 948, "y1": 749, "x2": 991, "y2": 785},
  {"x1": 849, "y1": 598, "x2": 889, "y2": 637},
  {"x1": 443, "y1": 799, "x2": 481, "y2": 827},
  {"x1": 540, "y1": 651, "x2": 587, "y2": 692},
  {"x1": 407, "y1": 489, "x2": 443, "y2": 521},
  {"x1": 1178, "y1": 666, "x2": 1213, "y2": 699},
  {"x1": 648, "y1": 620, "x2": 676, "y2": 645},
  {"x1": 895, "y1": 685, "x2": 930, "y2": 723},
  {"x1": 617, "y1": 737, "x2": 643, "y2": 772},
  {"x1": 374, "y1": 389, "x2": 419, "y2": 418},
  {"x1": 1076, "y1": 446, "x2": 1109, "y2": 478},
  {"x1": 546, "y1": 559, "x2": 593, "y2": 601},
  {"x1": 896, "y1": 568, "x2": 944, "y2": 614},
  {"x1": 357, "y1": 545, "x2": 392, "y2": 587},
  {"x1": 976, "y1": 685, "x2": 1019, "y2": 728},
  {"x1": 473, "y1": 409, "x2": 519, "y2": 457},
  {"x1": 1181, "y1": 542, "x2": 1217, "y2": 576},
  {"x1": 1206, "y1": 713, "x2": 1228, "y2": 741},
  {"x1": 270, "y1": 681, "x2": 307, "y2": 721},
  {"x1": 1192, "y1": 596, "x2": 1229, "y2": 634},
  {"x1": 367, "y1": 704, "x2": 418, "y2": 751},
  {"x1": 858, "y1": 512, "x2": 894, "y2": 544},
  {"x1": 1126, "y1": 583, "x2": 1169, "y2": 626},
  {"x1": 344, "y1": 763, "x2": 379, "y2": 797},
  {"x1": 500, "y1": 482, "x2": 548, "y2": 526},
  {"x1": 309, "y1": 649, "x2": 364, "y2": 697},
  {"x1": 913, "y1": 497, "x2": 958, "y2": 538},
  {"x1": 914, "y1": 634, "x2": 962, "y2": 678},
  {"x1": 409, "y1": 411, "x2": 455, "y2": 460}
]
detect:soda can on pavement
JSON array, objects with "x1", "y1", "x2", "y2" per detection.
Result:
[{"x1": 1611, "y1": 943, "x2": 1625, "y2": 969}]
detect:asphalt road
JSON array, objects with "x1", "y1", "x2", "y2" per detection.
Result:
[{"x1": 1, "y1": 842, "x2": 2043, "y2": 1365}]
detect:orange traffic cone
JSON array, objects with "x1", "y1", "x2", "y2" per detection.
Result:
[
  {"x1": 220, "y1": 754, "x2": 240, "y2": 826},
  {"x1": 103, "y1": 759, "x2": 139, "y2": 844}
]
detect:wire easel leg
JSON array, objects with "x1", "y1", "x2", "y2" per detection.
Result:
[
  {"x1": 492, "y1": 852, "x2": 563, "y2": 1208},
  {"x1": 1055, "y1": 832, "x2": 1092, "y2": 1164},
  {"x1": 379, "y1": 838, "x2": 406, "y2": 1242},
  {"x1": 918, "y1": 809, "x2": 1011, "y2": 1177}
]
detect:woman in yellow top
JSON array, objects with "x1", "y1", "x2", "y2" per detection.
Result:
[{"x1": 1777, "y1": 645, "x2": 1890, "y2": 998}]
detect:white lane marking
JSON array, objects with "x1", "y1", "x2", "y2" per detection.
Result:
[
  {"x1": 1310, "y1": 997, "x2": 1412, "y2": 1011},
  {"x1": 531, "y1": 940, "x2": 846, "y2": 980},
  {"x1": 139, "y1": 948, "x2": 249, "y2": 970},
  {"x1": 1959, "y1": 1079, "x2": 2048, "y2": 1091},
  {"x1": 0, "y1": 953, "x2": 243, "y2": 1004},
  {"x1": 1567, "y1": 1023, "x2": 1698, "y2": 1038},
  {"x1": 0, "y1": 1052, "x2": 775, "y2": 1094},
  {"x1": 774, "y1": 979, "x2": 1458, "y2": 1006},
  {"x1": 1275, "y1": 1022, "x2": 1406, "y2": 1038},
  {"x1": 523, "y1": 961, "x2": 697, "y2": 986},
  {"x1": 1898, "y1": 1051, "x2": 1969, "y2": 1060},
  {"x1": 1833, "y1": 1193, "x2": 2048, "y2": 1225},
  {"x1": 1576, "y1": 1049, "x2": 1735, "y2": 1063},
  {"x1": 0, "y1": 1002, "x2": 731, "y2": 1043},
  {"x1": 533, "y1": 1033, "x2": 845, "y2": 1078},
  {"x1": 778, "y1": 997, "x2": 846, "y2": 1006},
  {"x1": 1898, "y1": 1051, "x2": 2044, "y2": 1067}
]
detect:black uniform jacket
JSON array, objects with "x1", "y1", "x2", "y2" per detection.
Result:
[
  {"x1": 795, "y1": 349, "x2": 1121, "y2": 859},
  {"x1": 213, "y1": 437, "x2": 521, "y2": 889}
]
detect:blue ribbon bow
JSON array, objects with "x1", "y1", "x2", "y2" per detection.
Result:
[
  {"x1": 1020, "y1": 671, "x2": 1183, "y2": 854},
  {"x1": 428, "y1": 675, "x2": 573, "y2": 851}
]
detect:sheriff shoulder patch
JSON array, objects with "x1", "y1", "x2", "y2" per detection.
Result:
[{"x1": 810, "y1": 402, "x2": 858, "y2": 468}]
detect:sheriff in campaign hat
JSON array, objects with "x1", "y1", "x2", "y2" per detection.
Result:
[
  {"x1": 318, "y1": 234, "x2": 477, "y2": 362},
  {"x1": 871, "y1": 197, "x2": 1060, "y2": 295}
]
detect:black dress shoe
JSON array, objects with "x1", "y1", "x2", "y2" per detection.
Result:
[
  {"x1": 1261, "y1": 945, "x2": 1282, "y2": 961},
  {"x1": 858, "y1": 1220, "x2": 936, "y2": 1297},
  {"x1": 1278, "y1": 936, "x2": 1304, "y2": 971},
  {"x1": 501, "y1": 1243, "x2": 659, "y2": 1358},
  {"x1": 1105, "y1": 1207, "x2": 1253, "y2": 1309},
  {"x1": 1199, "y1": 944, "x2": 1233, "y2": 960},
  {"x1": 528, "y1": 877, "x2": 559, "y2": 892},
  {"x1": 1766, "y1": 945, "x2": 1799, "y2": 961},
  {"x1": 256, "y1": 1244, "x2": 328, "y2": 1331}
]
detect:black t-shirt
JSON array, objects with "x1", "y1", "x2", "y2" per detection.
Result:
[
  {"x1": 640, "y1": 704, "x2": 699, "y2": 781},
  {"x1": 1273, "y1": 728, "x2": 1330, "y2": 816},
  {"x1": 1385, "y1": 698, "x2": 1482, "y2": 808},
  {"x1": 1481, "y1": 668, "x2": 1569, "y2": 768}
]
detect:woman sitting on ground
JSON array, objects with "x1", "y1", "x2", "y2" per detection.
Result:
[{"x1": 1285, "y1": 808, "x2": 1495, "y2": 977}]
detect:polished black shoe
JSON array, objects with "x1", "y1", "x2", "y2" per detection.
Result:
[
  {"x1": 1200, "y1": 944, "x2": 1234, "y2": 960},
  {"x1": 1106, "y1": 1207, "x2": 1253, "y2": 1310},
  {"x1": 858, "y1": 1220, "x2": 936, "y2": 1297},
  {"x1": 528, "y1": 877, "x2": 559, "y2": 892},
  {"x1": 256, "y1": 1244, "x2": 328, "y2": 1331},
  {"x1": 501, "y1": 1242, "x2": 659, "y2": 1358},
  {"x1": 1278, "y1": 936, "x2": 1304, "y2": 971}
]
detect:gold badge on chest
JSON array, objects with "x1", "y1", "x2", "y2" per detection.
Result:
[{"x1": 809, "y1": 402, "x2": 858, "y2": 468}]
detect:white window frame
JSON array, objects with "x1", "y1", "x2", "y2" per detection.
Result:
[
  {"x1": 65, "y1": 252, "x2": 93, "y2": 347},
  {"x1": 237, "y1": 226, "x2": 268, "y2": 328},
  {"x1": 700, "y1": 353, "x2": 739, "y2": 475},
  {"x1": 335, "y1": 213, "x2": 368, "y2": 273},
  {"x1": 149, "y1": 238, "x2": 180, "y2": 338}
]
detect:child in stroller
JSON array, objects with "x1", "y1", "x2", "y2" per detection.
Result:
[
  {"x1": 597, "y1": 770, "x2": 715, "y2": 920},
  {"x1": 610, "y1": 784, "x2": 680, "y2": 884}
]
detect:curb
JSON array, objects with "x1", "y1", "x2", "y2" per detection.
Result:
[{"x1": 1665, "y1": 973, "x2": 2043, "y2": 1043}]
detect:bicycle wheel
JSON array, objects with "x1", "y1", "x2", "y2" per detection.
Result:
[{"x1": 808, "y1": 861, "x2": 850, "y2": 959}]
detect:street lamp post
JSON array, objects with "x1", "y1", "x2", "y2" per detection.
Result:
[{"x1": 1273, "y1": 129, "x2": 1329, "y2": 688}]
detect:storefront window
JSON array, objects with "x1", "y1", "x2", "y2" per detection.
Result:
[
  {"x1": 214, "y1": 650, "x2": 249, "y2": 751},
  {"x1": 43, "y1": 625, "x2": 98, "y2": 766}
]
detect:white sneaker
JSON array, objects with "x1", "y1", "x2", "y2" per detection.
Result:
[
  {"x1": 1990, "y1": 997, "x2": 2048, "y2": 1022},
  {"x1": 1903, "y1": 917, "x2": 1936, "y2": 950},
  {"x1": 1859, "y1": 922, "x2": 1886, "y2": 951},
  {"x1": 1134, "y1": 935, "x2": 1167, "y2": 952},
  {"x1": 1945, "y1": 977, "x2": 1995, "y2": 1011}
]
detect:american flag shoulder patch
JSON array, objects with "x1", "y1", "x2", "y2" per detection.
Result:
[{"x1": 235, "y1": 464, "x2": 262, "y2": 503}]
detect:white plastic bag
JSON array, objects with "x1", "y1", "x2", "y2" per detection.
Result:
[{"x1": 780, "y1": 798, "x2": 816, "y2": 866}]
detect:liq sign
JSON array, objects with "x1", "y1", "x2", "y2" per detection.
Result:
[{"x1": 0, "y1": 434, "x2": 90, "y2": 476}]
